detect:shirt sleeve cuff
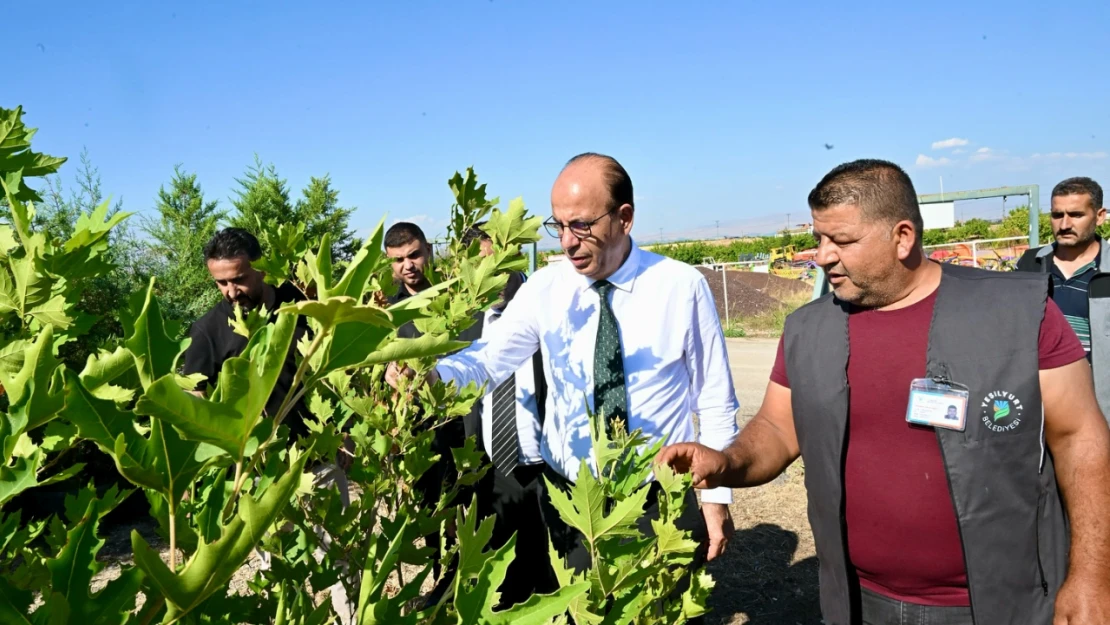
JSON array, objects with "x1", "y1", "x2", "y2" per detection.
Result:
[{"x1": 699, "y1": 486, "x2": 733, "y2": 505}]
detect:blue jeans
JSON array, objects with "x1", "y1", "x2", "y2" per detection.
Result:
[{"x1": 861, "y1": 587, "x2": 974, "y2": 625}]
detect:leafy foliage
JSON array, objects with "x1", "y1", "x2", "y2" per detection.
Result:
[{"x1": 0, "y1": 106, "x2": 713, "y2": 625}]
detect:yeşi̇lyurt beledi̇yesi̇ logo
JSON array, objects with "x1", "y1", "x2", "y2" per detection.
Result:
[{"x1": 981, "y1": 390, "x2": 1024, "y2": 432}]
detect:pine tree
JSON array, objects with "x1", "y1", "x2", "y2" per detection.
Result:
[
  {"x1": 229, "y1": 155, "x2": 293, "y2": 237},
  {"x1": 144, "y1": 165, "x2": 227, "y2": 326},
  {"x1": 296, "y1": 174, "x2": 360, "y2": 262},
  {"x1": 229, "y1": 157, "x2": 360, "y2": 263}
]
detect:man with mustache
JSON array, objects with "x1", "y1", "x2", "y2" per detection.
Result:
[
  {"x1": 1017, "y1": 178, "x2": 1110, "y2": 415},
  {"x1": 659, "y1": 160, "x2": 1110, "y2": 625}
]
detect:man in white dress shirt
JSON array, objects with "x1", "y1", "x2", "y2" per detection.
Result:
[{"x1": 388, "y1": 152, "x2": 739, "y2": 579}]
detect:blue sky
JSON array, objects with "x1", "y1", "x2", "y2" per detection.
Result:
[{"x1": 10, "y1": 1, "x2": 1110, "y2": 249}]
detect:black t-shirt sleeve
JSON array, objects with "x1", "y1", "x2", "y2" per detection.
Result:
[{"x1": 182, "y1": 319, "x2": 219, "y2": 390}]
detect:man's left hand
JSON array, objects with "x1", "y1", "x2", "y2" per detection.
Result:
[
  {"x1": 1054, "y1": 571, "x2": 1110, "y2": 624},
  {"x1": 701, "y1": 502, "x2": 734, "y2": 562}
]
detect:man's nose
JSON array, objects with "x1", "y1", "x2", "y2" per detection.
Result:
[
  {"x1": 815, "y1": 240, "x2": 837, "y2": 268},
  {"x1": 560, "y1": 227, "x2": 578, "y2": 251}
]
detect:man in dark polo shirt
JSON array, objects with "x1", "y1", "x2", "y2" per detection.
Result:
[
  {"x1": 1017, "y1": 176, "x2": 1107, "y2": 361},
  {"x1": 660, "y1": 160, "x2": 1110, "y2": 625}
]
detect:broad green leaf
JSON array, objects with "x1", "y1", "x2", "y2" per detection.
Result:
[
  {"x1": 651, "y1": 518, "x2": 699, "y2": 562},
  {"x1": 0, "y1": 447, "x2": 82, "y2": 508},
  {"x1": 78, "y1": 347, "x2": 137, "y2": 398},
  {"x1": 680, "y1": 571, "x2": 715, "y2": 621},
  {"x1": 279, "y1": 297, "x2": 393, "y2": 329},
  {"x1": 355, "y1": 516, "x2": 412, "y2": 625},
  {"x1": 124, "y1": 278, "x2": 189, "y2": 390},
  {"x1": 135, "y1": 312, "x2": 297, "y2": 460},
  {"x1": 0, "y1": 225, "x2": 17, "y2": 257},
  {"x1": 9, "y1": 255, "x2": 51, "y2": 316},
  {"x1": 0, "y1": 266, "x2": 16, "y2": 318},
  {"x1": 324, "y1": 217, "x2": 385, "y2": 300},
  {"x1": 0, "y1": 583, "x2": 33, "y2": 625},
  {"x1": 0, "y1": 449, "x2": 42, "y2": 507},
  {"x1": 545, "y1": 542, "x2": 603, "y2": 625},
  {"x1": 0, "y1": 171, "x2": 34, "y2": 245},
  {"x1": 131, "y1": 447, "x2": 311, "y2": 618},
  {"x1": 453, "y1": 499, "x2": 590, "y2": 625},
  {"x1": 357, "y1": 332, "x2": 469, "y2": 367},
  {"x1": 41, "y1": 419, "x2": 78, "y2": 453},
  {"x1": 63, "y1": 200, "x2": 129, "y2": 254},
  {"x1": 0, "y1": 338, "x2": 29, "y2": 392},
  {"x1": 320, "y1": 322, "x2": 393, "y2": 373},
  {"x1": 228, "y1": 302, "x2": 271, "y2": 339},
  {"x1": 6, "y1": 325, "x2": 64, "y2": 430},
  {"x1": 484, "y1": 197, "x2": 543, "y2": 248},
  {"x1": 47, "y1": 495, "x2": 144, "y2": 625},
  {"x1": 546, "y1": 463, "x2": 652, "y2": 548},
  {"x1": 27, "y1": 294, "x2": 71, "y2": 329},
  {"x1": 63, "y1": 371, "x2": 206, "y2": 503}
]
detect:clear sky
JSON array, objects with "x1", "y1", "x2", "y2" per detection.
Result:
[{"x1": 9, "y1": 1, "x2": 1110, "y2": 248}]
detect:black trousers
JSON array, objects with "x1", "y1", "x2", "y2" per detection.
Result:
[
  {"x1": 423, "y1": 460, "x2": 555, "y2": 608},
  {"x1": 539, "y1": 466, "x2": 709, "y2": 620},
  {"x1": 479, "y1": 463, "x2": 557, "y2": 605}
]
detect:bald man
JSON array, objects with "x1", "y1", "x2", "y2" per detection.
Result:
[{"x1": 389, "y1": 153, "x2": 740, "y2": 600}]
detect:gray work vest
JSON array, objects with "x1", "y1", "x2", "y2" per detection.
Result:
[
  {"x1": 1026, "y1": 239, "x2": 1110, "y2": 419},
  {"x1": 783, "y1": 263, "x2": 1069, "y2": 625}
]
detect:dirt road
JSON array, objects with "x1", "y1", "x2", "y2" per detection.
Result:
[{"x1": 706, "y1": 338, "x2": 820, "y2": 625}]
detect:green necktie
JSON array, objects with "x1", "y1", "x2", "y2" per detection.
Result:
[{"x1": 592, "y1": 280, "x2": 628, "y2": 435}]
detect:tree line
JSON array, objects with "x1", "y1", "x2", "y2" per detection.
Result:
[{"x1": 4, "y1": 149, "x2": 361, "y2": 371}]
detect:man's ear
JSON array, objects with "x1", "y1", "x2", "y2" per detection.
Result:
[{"x1": 893, "y1": 220, "x2": 918, "y2": 261}]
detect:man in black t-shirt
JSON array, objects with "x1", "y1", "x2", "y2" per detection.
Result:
[
  {"x1": 182, "y1": 228, "x2": 314, "y2": 440},
  {"x1": 183, "y1": 227, "x2": 356, "y2": 622}
]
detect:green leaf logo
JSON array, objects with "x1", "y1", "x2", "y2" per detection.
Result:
[{"x1": 993, "y1": 400, "x2": 1011, "y2": 421}]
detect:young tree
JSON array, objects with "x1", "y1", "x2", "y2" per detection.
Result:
[
  {"x1": 143, "y1": 165, "x2": 227, "y2": 326},
  {"x1": 296, "y1": 174, "x2": 360, "y2": 262},
  {"x1": 229, "y1": 155, "x2": 294, "y2": 236},
  {"x1": 230, "y1": 157, "x2": 361, "y2": 264}
]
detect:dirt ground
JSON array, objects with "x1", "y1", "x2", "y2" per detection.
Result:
[
  {"x1": 695, "y1": 267, "x2": 812, "y2": 320},
  {"x1": 704, "y1": 338, "x2": 819, "y2": 625}
]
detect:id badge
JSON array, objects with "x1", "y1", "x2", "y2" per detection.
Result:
[{"x1": 906, "y1": 377, "x2": 970, "y2": 432}]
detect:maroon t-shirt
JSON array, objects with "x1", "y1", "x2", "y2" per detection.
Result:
[{"x1": 770, "y1": 292, "x2": 1085, "y2": 606}]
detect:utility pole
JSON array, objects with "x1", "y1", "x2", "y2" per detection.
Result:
[{"x1": 716, "y1": 220, "x2": 720, "y2": 239}]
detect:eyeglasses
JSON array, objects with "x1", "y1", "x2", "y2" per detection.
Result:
[{"x1": 543, "y1": 208, "x2": 617, "y2": 239}]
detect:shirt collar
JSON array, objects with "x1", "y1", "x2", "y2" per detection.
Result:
[{"x1": 583, "y1": 238, "x2": 641, "y2": 293}]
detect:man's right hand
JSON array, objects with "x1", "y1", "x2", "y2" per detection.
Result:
[
  {"x1": 656, "y1": 443, "x2": 732, "y2": 490},
  {"x1": 385, "y1": 362, "x2": 440, "y2": 390}
]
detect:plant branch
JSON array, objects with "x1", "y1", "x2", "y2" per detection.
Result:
[{"x1": 222, "y1": 326, "x2": 328, "y2": 521}]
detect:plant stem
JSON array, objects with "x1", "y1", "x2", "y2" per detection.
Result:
[
  {"x1": 168, "y1": 500, "x2": 177, "y2": 571},
  {"x1": 222, "y1": 327, "x2": 328, "y2": 521}
]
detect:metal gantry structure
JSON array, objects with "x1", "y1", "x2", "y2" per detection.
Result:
[{"x1": 810, "y1": 185, "x2": 1042, "y2": 301}]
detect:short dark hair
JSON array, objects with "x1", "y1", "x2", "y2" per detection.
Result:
[
  {"x1": 204, "y1": 227, "x2": 262, "y2": 262},
  {"x1": 565, "y1": 152, "x2": 634, "y2": 211},
  {"x1": 808, "y1": 159, "x2": 924, "y2": 243},
  {"x1": 1052, "y1": 177, "x2": 1103, "y2": 212},
  {"x1": 461, "y1": 221, "x2": 490, "y2": 248},
  {"x1": 384, "y1": 222, "x2": 428, "y2": 249}
]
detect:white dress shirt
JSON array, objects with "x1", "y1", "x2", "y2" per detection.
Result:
[
  {"x1": 437, "y1": 240, "x2": 740, "y2": 503},
  {"x1": 478, "y1": 307, "x2": 544, "y2": 465}
]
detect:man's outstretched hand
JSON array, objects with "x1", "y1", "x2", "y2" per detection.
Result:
[
  {"x1": 385, "y1": 362, "x2": 440, "y2": 390},
  {"x1": 656, "y1": 442, "x2": 733, "y2": 490}
]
